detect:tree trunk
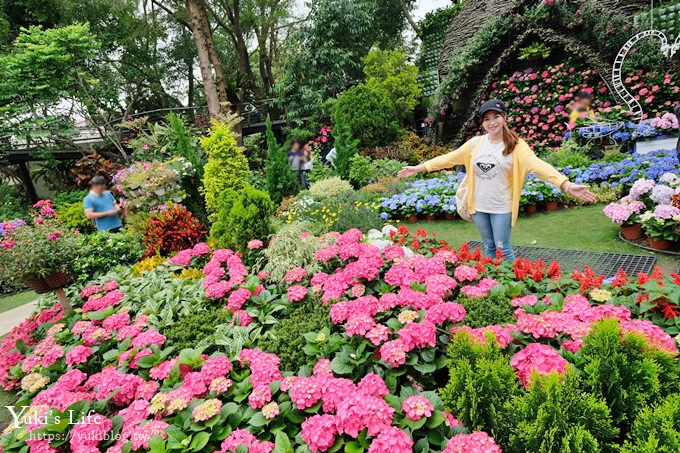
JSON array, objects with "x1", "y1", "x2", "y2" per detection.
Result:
[
  {"x1": 186, "y1": 0, "x2": 221, "y2": 117},
  {"x1": 397, "y1": 0, "x2": 421, "y2": 36},
  {"x1": 17, "y1": 161, "x2": 38, "y2": 204},
  {"x1": 198, "y1": 0, "x2": 229, "y2": 107}
]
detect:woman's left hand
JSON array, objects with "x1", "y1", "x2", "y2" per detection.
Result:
[{"x1": 567, "y1": 183, "x2": 597, "y2": 203}]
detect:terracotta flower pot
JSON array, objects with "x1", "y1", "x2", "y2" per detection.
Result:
[
  {"x1": 545, "y1": 201, "x2": 558, "y2": 211},
  {"x1": 525, "y1": 204, "x2": 538, "y2": 215},
  {"x1": 425, "y1": 214, "x2": 436, "y2": 221},
  {"x1": 647, "y1": 235, "x2": 670, "y2": 250},
  {"x1": 445, "y1": 213, "x2": 456, "y2": 221},
  {"x1": 621, "y1": 224, "x2": 643, "y2": 240},
  {"x1": 407, "y1": 215, "x2": 418, "y2": 223}
]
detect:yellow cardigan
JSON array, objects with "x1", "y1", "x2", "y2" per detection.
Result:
[{"x1": 423, "y1": 136, "x2": 568, "y2": 227}]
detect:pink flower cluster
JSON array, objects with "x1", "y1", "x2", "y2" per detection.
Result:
[
  {"x1": 220, "y1": 429, "x2": 274, "y2": 453},
  {"x1": 510, "y1": 343, "x2": 569, "y2": 387},
  {"x1": 444, "y1": 431, "x2": 502, "y2": 453},
  {"x1": 451, "y1": 324, "x2": 516, "y2": 348},
  {"x1": 169, "y1": 242, "x2": 211, "y2": 266},
  {"x1": 460, "y1": 277, "x2": 498, "y2": 298},
  {"x1": 603, "y1": 199, "x2": 646, "y2": 224},
  {"x1": 81, "y1": 282, "x2": 124, "y2": 313},
  {"x1": 203, "y1": 249, "x2": 248, "y2": 299}
]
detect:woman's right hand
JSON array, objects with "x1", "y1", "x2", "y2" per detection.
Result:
[{"x1": 397, "y1": 164, "x2": 425, "y2": 178}]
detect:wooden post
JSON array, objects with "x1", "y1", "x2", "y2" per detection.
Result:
[{"x1": 54, "y1": 288, "x2": 72, "y2": 313}]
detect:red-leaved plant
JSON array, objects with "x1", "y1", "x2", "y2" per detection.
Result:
[{"x1": 143, "y1": 204, "x2": 206, "y2": 257}]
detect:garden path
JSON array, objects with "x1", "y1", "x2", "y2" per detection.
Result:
[{"x1": 0, "y1": 300, "x2": 37, "y2": 337}]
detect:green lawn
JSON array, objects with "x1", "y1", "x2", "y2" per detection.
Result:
[
  {"x1": 0, "y1": 388, "x2": 18, "y2": 432},
  {"x1": 0, "y1": 291, "x2": 37, "y2": 314},
  {"x1": 410, "y1": 204, "x2": 680, "y2": 273}
]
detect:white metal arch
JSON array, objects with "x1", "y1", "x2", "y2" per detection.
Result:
[{"x1": 611, "y1": 29, "x2": 672, "y2": 122}]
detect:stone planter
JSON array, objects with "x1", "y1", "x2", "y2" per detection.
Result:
[
  {"x1": 647, "y1": 235, "x2": 671, "y2": 251},
  {"x1": 621, "y1": 224, "x2": 643, "y2": 240},
  {"x1": 545, "y1": 201, "x2": 558, "y2": 211}
]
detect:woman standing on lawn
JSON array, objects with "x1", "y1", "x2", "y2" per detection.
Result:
[{"x1": 397, "y1": 99, "x2": 597, "y2": 261}]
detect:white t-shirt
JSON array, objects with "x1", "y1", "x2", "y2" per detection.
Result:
[{"x1": 472, "y1": 135, "x2": 513, "y2": 214}]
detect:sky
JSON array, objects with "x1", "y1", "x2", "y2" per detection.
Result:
[{"x1": 413, "y1": 0, "x2": 451, "y2": 20}]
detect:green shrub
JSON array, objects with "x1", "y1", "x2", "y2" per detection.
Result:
[
  {"x1": 363, "y1": 48, "x2": 421, "y2": 127},
  {"x1": 508, "y1": 372, "x2": 617, "y2": 453},
  {"x1": 52, "y1": 190, "x2": 88, "y2": 207},
  {"x1": 602, "y1": 152, "x2": 627, "y2": 163},
  {"x1": 200, "y1": 120, "x2": 250, "y2": 217},
  {"x1": 264, "y1": 115, "x2": 298, "y2": 205},
  {"x1": 621, "y1": 394, "x2": 680, "y2": 453},
  {"x1": 308, "y1": 176, "x2": 353, "y2": 200},
  {"x1": 264, "y1": 221, "x2": 330, "y2": 285},
  {"x1": 348, "y1": 154, "x2": 373, "y2": 187},
  {"x1": 55, "y1": 201, "x2": 95, "y2": 233},
  {"x1": 456, "y1": 293, "x2": 514, "y2": 329},
  {"x1": 546, "y1": 140, "x2": 593, "y2": 168},
  {"x1": 325, "y1": 190, "x2": 383, "y2": 233},
  {"x1": 332, "y1": 112, "x2": 360, "y2": 180},
  {"x1": 308, "y1": 164, "x2": 335, "y2": 184},
  {"x1": 71, "y1": 231, "x2": 144, "y2": 282},
  {"x1": 580, "y1": 319, "x2": 679, "y2": 437},
  {"x1": 333, "y1": 83, "x2": 399, "y2": 150},
  {"x1": 258, "y1": 300, "x2": 332, "y2": 371},
  {"x1": 440, "y1": 330, "x2": 521, "y2": 442},
  {"x1": 0, "y1": 183, "x2": 29, "y2": 221},
  {"x1": 163, "y1": 306, "x2": 232, "y2": 355},
  {"x1": 371, "y1": 159, "x2": 404, "y2": 181},
  {"x1": 210, "y1": 186, "x2": 274, "y2": 253}
]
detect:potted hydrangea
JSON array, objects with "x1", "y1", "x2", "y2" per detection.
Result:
[
  {"x1": 639, "y1": 205, "x2": 680, "y2": 250},
  {"x1": 603, "y1": 197, "x2": 646, "y2": 240},
  {"x1": 0, "y1": 200, "x2": 81, "y2": 311}
]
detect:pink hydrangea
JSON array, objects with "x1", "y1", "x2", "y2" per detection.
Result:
[
  {"x1": 201, "y1": 355, "x2": 233, "y2": 381},
  {"x1": 262, "y1": 401, "x2": 280, "y2": 419},
  {"x1": 288, "y1": 285, "x2": 308, "y2": 302},
  {"x1": 209, "y1": 377, "x2": 233, "y2": 394},
  {"x1": 69, "y1": 414, "x2": 113, "y2": 452},
  {"x1": 367, "y1": 426, "x2": 413, "y2": 453},
  {"x1": 131, "y1": 329, "x2": 166, "y2": 348},
  {"x1": 313, "y1": 359, "x2": 333, "y2": 377},
  {"x1": 621, "y1": 319, "x2": 678, "y2": 353},
  {"x1": 454, "y1": 264, "x2": 479, "y2": 281},
  {"x1": 402, "y1": 395, "x2": 434, "y2": 420},
  {"x1": 289, "y1": 376, "x2": 323, "y2": 409},
  {"x1": 511, "y1": 295, "x2": 539, "y2": 307},
  {"x1": 102, "y1": 313, "x2": 130, "y2": 331},
  {"x1": 510, "y1": 343, "x2": 568, "y2": 387},
  {"x1": 444, "y1": 431, "x2": 502, "y2": 453},
  {"x1": 398, "y1": 321, "x2": 436, "y2": 351},
  {"x1": 149, "y1": 358, "x2": 179, "y2": 381},
  {"x1": 131, "y1": 420, "x2": 169, "y2": 450},
  {"x1": 380, "y1": 339, "x2": 408, "y2": 367},
  {"x1": 232, "y1": 310, "x2": 253, "y2": 326},
  {"x1": 227, "y1": 287, "x2": 252, "y2": 311},
  {"x1": 247, "y1": 239, "x2": 264, "y2": 249},
  {"x1": 425, "y1": 302, "x2": 466, "y2": 324},
  {"x1": 66, "y1": 345, "x2": 93, "y2": 366},
  {"x1": 301, "y1": 414, "x2": 337, "y2": 452},
  {"x1": 365, "y1": 324, "x2": 391, "y2": 345},
  {"x1": 284, "y1": 266, "x2": 308, "y2": 283},
  {"x1": 248, "y1": 385, "x2": 272, "y2": 409},
  {"x1": 357, "y1": 373, "x2": 389, "y2": 397},
  {"x1": 220, "y1": 429, "x2": 274, "y2": 453},
  {"x1": 345, "y1": 313, "x2": 376, "y2": 337}
]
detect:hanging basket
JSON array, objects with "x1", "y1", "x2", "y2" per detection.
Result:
[{"x1": 24, "y1": 272, "x2": 73, "y2": 294}]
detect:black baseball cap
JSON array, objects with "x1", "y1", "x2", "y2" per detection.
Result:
[{"x1": 478, "y1": 99, "x2": 507, "y2": 117}]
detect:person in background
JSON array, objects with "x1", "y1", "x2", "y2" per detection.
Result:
[
  {"x1": 287, "y1": 140, "x2": 305, "y2": 186},
  {"x1": 300, "y1": 145, "x2": 313, "y2": 189},
  {"x1": 83, "y1": 176, "x2": 123, "y2": 233},
  {"x1": 568, "y1": 91, "x2": 595, "y2": 123},
  {"x1": 325, "y1": 147, "x2": 337, "y2": 168},
  {"x1": 397, "y1": 99, "x2": 596, "y2": 261}
]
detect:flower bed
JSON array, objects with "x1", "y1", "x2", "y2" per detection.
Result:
[{"x1": 1, "y1": 225, "x2": 680, "y2": 452}]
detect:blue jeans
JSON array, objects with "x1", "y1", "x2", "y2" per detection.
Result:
[{"x1": 471, "y1": 212, "x2": 516, "y2": 261}]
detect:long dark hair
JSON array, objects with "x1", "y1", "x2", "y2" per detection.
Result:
[{"x1": 501, "y1": 116, "x2": 520, "y2": 156}]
